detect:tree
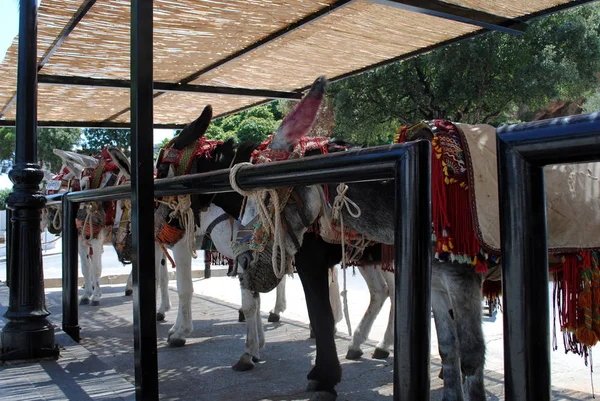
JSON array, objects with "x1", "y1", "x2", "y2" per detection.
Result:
[
  {"x1": 236, "y1": 117, "x2": 277, "y2": 143},
  {"x1": 37, "y1": 128, "x2": 81, "y2": 172},
  {"x1": 0, "y1": 127, "x2": 15, "y2": 161},
  {"x1": 330, "y1": 3, "x2": 600, "y2": 144},
  {"x1": 0, "y1": 127, "x2": 80, "y2": 172},
  {"x1": 81, "y1": 128, "x2": 130, "y2": 157}
]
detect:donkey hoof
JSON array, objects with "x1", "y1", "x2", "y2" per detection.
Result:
[
  {"x1": 345, "y1": 348, "x2": 363, "y2": 360},
  {"x1": 125, "y1": 289, "x2": 133, "y2": 296},
  {"x1": 167, "y1": 334, "x2": 186, "y2": 347},
  {"x1": 232, "y1": 360, "x2": 255, "y2": 372},
  {"x1": 79, "y1": 298, "x2": 90, "y2": 305},
  {"x1": 310, "y1": 391, "x2": 337, "y2": 401},
  {"x1": 91, "y1": 300, "x2": 100, "y2": 306},
  {"x1": 156, "y1": 312, "x2": 165, "y2": 321},
  {"x1": 268, "y1": 312, "x2": 280, "y2": 323},
  {"x1": 238, "y1": 310, "x2": 245, "y2": 322},
  {"x1": 306, "y1": 380, "x2": 320, "y2": 392},
  {"x1": 372, "y1": 348, "x2": 390, "y2": 359}
]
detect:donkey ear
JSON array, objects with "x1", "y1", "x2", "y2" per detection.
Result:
[
  {"x1": 53, "y1": 149, "x2": 97, "y2": 176},
  {"x1": 43, "y1": 169, "x2": 56, "y2": 182},
  {"x1": 106, "y1": 147, "x2": 131, "y2": 179},
  {"x1": 270, "y1": 76, "x2": 327, "y2": 150},
  {"x1": 172, "y1": 105, "x2": 213, "y2": 150}
]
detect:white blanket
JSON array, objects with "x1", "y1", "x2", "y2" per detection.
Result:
[{"x1": 457, "y1": 123, "x2": 600, "y2": 253}]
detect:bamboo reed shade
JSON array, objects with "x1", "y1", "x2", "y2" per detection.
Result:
[{"x1": 0, "y1": 0, "x2": 577, "y2": 126}]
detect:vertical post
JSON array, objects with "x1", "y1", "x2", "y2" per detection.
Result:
[
  {"x1": 497, "y1": 142, "x2": 550, "y2": 401},
  {"x1": 5, "y1": 208, "x2": 12, "y2": 287},
  {"x1": 131, "y1": 0, "x2": 158, "y2": 399},
  {"x1": 62, "y1": 196, "x2": 80, "y2": 341},
  {"x1": 204, "y1": 250, "x2": 212, "y2": 278},
  {"x1": 0, "y1": 0, "x2": 58, "y2": 362},
  {"x1": 393, "y1": 140, "x2": 431, "y2": 400}
]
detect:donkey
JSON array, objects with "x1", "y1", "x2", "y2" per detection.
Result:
[
  {"x1": 232, "y1": 76, "x2": 488, "y2": 401},
  {"x1": 52, "y1": 148, "x2": 138, "y2": 305},
  {"x1": 151, "y1": 107, "x2": 345, "y2": 356}
]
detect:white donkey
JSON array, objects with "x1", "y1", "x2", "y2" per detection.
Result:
[{"x1": 54, "y1": 148, "x2": 132, "y2": 305}]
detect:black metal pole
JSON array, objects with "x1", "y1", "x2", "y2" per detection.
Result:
[
  {"x1": 131, "y1": 0, "x2": 158, "y2": 399},
  {"x1": 393, "y1": 139, "x2": 432, "y2": 400},
  {"x1": 0, "y1": 0, "x2": 58, "y2": 362},
  {"x1": 62, "y1": 196, "x2": 80, "y2": 341},
  {"x1": 497, "y1": 146, "x2": 549, "y2": 401},
  {"x1": 5, "y1": 208, "x2": 12, "y2": 287}
]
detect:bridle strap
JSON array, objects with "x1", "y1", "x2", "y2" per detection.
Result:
[{"x1": 205, "y1": 213, "x2": 232, "y2": 238}]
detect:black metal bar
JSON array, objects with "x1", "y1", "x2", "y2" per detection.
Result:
[
  {"x1": 0, "y1": 120, "x2": 186, "y2": 130},
  {"x1": 131, "y1": 0, "x2": 158, "y2": 399},
  {"x1": 393, "y1": 140, "x2": 432, "y2": 400},
  {"x1": 1, "y1": 0, "x2": 58, "y2": 362},
  {"x1": 62, "y1": 195, "x2": 80, "y2": 342},
  {"x1": 5, "y1": 208, "x2": 12, "y2": 287},
  {"x1": 0, "y1": 0, "x2": 97, "y2": 119},
  {"x1": 496, "y1": 112, "x2": 600, "y2": 401},
  {"x1": 368, "y1": 0, "x2": 524, "y2": 34},
  {"x1": 105, "y1": 0, "x2": 356, "y2": 122},
  {"x1": 38, "y1": 74, "x2": 304, "y2": 100}
]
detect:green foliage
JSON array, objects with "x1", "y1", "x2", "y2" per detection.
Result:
[
  {"x1": 0, "y1": 127, "x2": 80, "y2": 172},
  {"x1": 81, "y1": 128, "x2": 130, "y2": 157},
  {"x1": 583, "y1": 90, "x2": 600, "y2": 113},
  {"x1": 37, "y1": 128, "x2": 81, "y2": 172},
  {"x1": 330, "y1": 4, "x2": 600, "y2": 144},
  {"x1": 0, "y1": 127, "x2": 15, "y2": 161},
  {"x1": 236, "y1": 117, "x2": 277, "y2": 143},
  {"x1": 0, "y1": 188, "x2": 12, "y2": 210},
  {"x1": 209, "y1": 103, "x2": 282, "y2": 144}
]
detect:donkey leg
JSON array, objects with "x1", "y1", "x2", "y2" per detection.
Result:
[
  {"x1": 89, "y1": 238, "x2": 104, "y2": 306},
  {"x1": 269, "y1": 275, "x2": 286, "y2": 323},
  {"x1": 296, "y1": 237, "x2": 341, "y2": 397},
  {"x1": 431, "y1": 282, "x2": 464, "y2": 401},
  {"x1": 167, "y1": 240, "x2": 193, "y2": 347},
  {"x1": 448, "y1": 269, "x2": 486, "y2": 401},
  {"x1": 78, "y1": 240, "x2": 93, "y2": 305},
  {"x1": 125, "y1": 270, "x2": 133, "y2": 296},
  {"x1": 156, "y1": 247, "x2": 171, "y2": 321},
  {"x1": 373, "y1": 269, "x2": 395, "y2": 360},
  {"x1": 233, "y1": 289, "x2": 261, "y2": 371},
  {"x1": 346, "y1": 266, "x2": 388, "y2": 360}
]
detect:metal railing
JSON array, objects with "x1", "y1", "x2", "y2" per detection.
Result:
[
  {"x1": 46, "y1": 141, "x2": 432, "y2": 401},
  {"x1": 497, "y1": 111, "x2": 600, "y2": 401}
]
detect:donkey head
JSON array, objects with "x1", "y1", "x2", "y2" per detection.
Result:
[
  {"x1": 155, "y1": 105, "x2": 213, "y2": 180},
  {"x1": 236, "y1": 76, "x2": 328, "y2": 277}
]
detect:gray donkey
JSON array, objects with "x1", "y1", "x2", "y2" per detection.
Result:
[{"x1": 235, "y1": 76, "x2": 485, "y2": 401}]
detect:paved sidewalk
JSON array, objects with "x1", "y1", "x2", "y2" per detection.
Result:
[
  {"x1": 1, "y1": 250, "x2": 599, "y2": 399},
  {"x1": 0, "y1": 285, "x2": 135, "y2": 401}
]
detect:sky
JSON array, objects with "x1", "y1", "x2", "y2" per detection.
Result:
[{"x1": 0, "y1": 0, "x2": 176, "y2": 146}]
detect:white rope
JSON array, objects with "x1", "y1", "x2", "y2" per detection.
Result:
[
  {"x1": 230, "y1": 162, "x2": 289, "y2": 279},
  {"x1": 156, "y1": 195, "x2": 198, "y2": 258},
  {"x1": 331, "y1": 183, "x2": 362, "y2": 337},
  {"x1": 52, "y1": 207, "x2": 62, "y2": 232}
]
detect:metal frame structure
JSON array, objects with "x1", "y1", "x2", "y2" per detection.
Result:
[
  {"x1": 46, "y1": 141, "x2": 433, "y2": 401},
  {"x1": 3, "y1": 0, "x2": 600, "y2": 400},
  {"x1": 497, "y1": 112, "x2": 600, "y2": 401}
]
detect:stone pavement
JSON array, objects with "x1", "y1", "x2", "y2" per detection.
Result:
[{"x1": 1, "y1": 245, "x2": 599, "y2": 400}]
